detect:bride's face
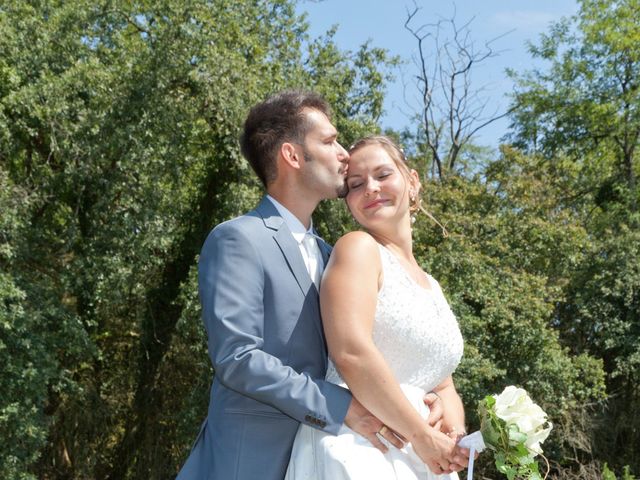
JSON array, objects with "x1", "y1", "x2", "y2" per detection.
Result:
[{"x1": 345, "y1": 144, "x2": 414, "y2": 229}]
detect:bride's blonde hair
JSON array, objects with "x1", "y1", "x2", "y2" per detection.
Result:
[{"x1": 348, "y1": 135, "x2": 448, "y2": 237}]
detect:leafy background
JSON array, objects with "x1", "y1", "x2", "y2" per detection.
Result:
[{"x1": 0, "y1": 0, "x2": 638, "y2": 478}]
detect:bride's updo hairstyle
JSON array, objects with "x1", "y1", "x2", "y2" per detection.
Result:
[{"x1": 348, "y1": 135, "x2": 448, "y2": 237}]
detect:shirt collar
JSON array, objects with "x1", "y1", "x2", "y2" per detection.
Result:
[{"x1": 266, "y1": 195, "x2": 314, "y2": 243}]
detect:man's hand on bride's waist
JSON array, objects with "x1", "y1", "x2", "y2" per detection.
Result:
[{"x1": 344, "y1": 397, "x2": 406, "y2": 453}]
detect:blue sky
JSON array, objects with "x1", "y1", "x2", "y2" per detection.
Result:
[{"x1": 296, "y1": 0, "x2": 579, "y2": 148}]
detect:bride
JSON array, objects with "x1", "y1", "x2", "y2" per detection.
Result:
[{"x1": 286, "y1": 136, "x2": 470, "y2": 479}]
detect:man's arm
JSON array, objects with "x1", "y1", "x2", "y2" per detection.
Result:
[{"x1": 199, "y1": 222, "x2": 351, "y2": 434}]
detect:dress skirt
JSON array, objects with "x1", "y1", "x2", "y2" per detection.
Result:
[{"x1": 285, "y1": 384, "x2": 459, "y2": 480}]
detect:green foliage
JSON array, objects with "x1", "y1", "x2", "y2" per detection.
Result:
[
  {"x1": 408, "y1": 147, "x2": 606, "y2": 477},
  {"x1": 603, "y1": 463, "x2": 637, "y2": 480},
  {"x1": 508, "y1": 0, "x2": 640, "y2": 213},
  {"x1": 506, "y1": 0, "x2": 640, "y2": 474},
  {"x1": 0, "y1": 171, "x2": 42, "y2": 479},
  {"x1": 557, "y1": 226, "x2": 640, "y2": 471},
  {"x1": 0, "y1": 0, "x2": 396, "y2": 478},
  {"x1": 1, "y1": 0, "x2": 636, "y2": 478}
]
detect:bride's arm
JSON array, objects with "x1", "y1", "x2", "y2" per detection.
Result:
[{"x1": 321, "y1": 232, "x2": 465, "y2": 473}]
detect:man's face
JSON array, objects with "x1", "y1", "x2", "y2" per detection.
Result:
[{"x1": 296, "y1": 109, "x2": 349, "y2": 199}]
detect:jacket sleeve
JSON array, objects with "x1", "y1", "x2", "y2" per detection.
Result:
[{"x1": 198, "y1": 221, "x2": 351, "y2": 434}]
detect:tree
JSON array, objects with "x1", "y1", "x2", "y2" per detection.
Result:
[
  {"x1": 557, "y1": 226, "x2": 640, "y2": 472},
  {"x1": 403, "y1": 3, "x2": 511, "y2": 178},
  {"x1": 0, "y1": 1, "x2": 395, "y2": 478},
  {"x1": 509, "y1": 0, "x2": 640, "y2": 214},
  {"x1": 0, "y1": 169, "x2": 64, "y2": 480},
  {"x1": 408, "y1": 147, "x2": 606, "y2": 477},
  {"x1": 507, "y1": 0, "x2": 640, "y2": 473}
]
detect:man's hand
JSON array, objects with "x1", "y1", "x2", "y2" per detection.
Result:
[
  {"x1": 423, "y1": 391, "x2": 443, "y2": 430},
  {"x1": 344, "y1": 398, "x2": 405, "y2": 453}
]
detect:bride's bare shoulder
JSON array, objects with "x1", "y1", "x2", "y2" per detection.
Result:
[{"x1": 331, "y1": 231, "x2": 379, "y2": 263}]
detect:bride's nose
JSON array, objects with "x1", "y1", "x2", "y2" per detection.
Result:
[{"x1": 364, "y1": 179, "x2": 380, "y2": 197}]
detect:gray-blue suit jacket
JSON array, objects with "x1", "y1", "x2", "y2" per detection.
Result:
[{"x1": 176, "y1": 197, "x2": 352, "y2": 480}]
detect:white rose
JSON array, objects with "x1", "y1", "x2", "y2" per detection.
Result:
[
  {"x1": 493, "y1": 386, "x2": 552, "y2": 455},
  {"x1": 524, "y1": 423, "x2": 552, "y2": 454}
]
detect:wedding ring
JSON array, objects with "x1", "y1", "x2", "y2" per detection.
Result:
[{"x1": 378, "y1": 425, "x2": 389, "y2": 436}]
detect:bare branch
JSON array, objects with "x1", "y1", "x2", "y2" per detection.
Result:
[{"x1": 405, "y1": 5, "x2": 512, "y2": 177}]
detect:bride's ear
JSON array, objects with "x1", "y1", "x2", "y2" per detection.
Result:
[{"x1": 409, "y1": 169, "x2": 421, "y2": 195}]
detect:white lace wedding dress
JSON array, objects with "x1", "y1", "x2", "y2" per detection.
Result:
[{"x1": 285, "y1": 244, "x2": 464, "y2": 479}]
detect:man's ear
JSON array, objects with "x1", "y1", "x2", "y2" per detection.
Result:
[{"x1": 280, "y1": 142, "x2": 302, "y2": 170}]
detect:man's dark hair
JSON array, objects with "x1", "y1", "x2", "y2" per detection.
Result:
[{"x1": 240, "y1": 90, "x2": 332, "y2": 186}]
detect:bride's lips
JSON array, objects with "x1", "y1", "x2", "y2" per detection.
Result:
[{"x1": 364, "y1": 199, "x2": 388, "y2": 209}]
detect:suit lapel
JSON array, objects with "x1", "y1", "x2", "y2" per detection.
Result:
[
  {"x1": 274, "y1": 228, "x2": 313, "y2": 294},
  {"x1": 256, "y1": 197, "x2": 312, "y2": 295}
]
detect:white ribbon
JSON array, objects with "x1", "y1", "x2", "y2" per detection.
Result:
[{"x1": 457, "y1": 431, "x2": 486, "y2": 480}]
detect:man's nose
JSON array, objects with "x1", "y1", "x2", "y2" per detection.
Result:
[{"x1": 336, "y1": 142, "x2": 349, "y2": 161}]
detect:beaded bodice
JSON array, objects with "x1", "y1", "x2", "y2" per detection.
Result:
[{"x1": 325, "y1": 244, "x2": 463, "y2": 391}]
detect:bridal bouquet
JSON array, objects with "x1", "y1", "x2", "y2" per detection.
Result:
[{"x1": 478, "y1": 386, "x2": 553, "y2": 480}]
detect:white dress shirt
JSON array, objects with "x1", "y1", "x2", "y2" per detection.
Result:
[{"x1": 267, "y1": 195, "x2": 324, "y2": 287}]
